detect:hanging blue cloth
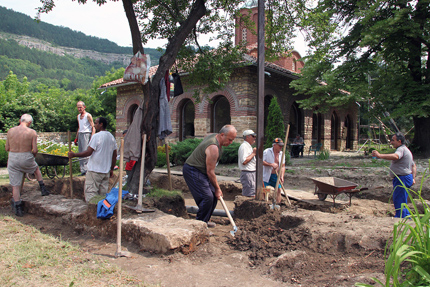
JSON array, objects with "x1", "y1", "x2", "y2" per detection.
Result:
[{"x1": 97, "y1": 187, "x2": 129, "y2": 219}]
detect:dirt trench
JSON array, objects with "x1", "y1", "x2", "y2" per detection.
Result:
[{"x1": 0, "y1": 159, "x2": 424, "y2": 286}]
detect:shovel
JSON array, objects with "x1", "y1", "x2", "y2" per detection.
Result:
[
  {"x1": 124, "y1": 133, "x2": 155, "y2": 213},
  {"x1": 219, "y1": 196, "x2": 238, "y2": 237}
]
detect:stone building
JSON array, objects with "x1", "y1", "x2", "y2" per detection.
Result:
[{"x1": 101, "y1": 5, "x2": 358, "y2": 152}]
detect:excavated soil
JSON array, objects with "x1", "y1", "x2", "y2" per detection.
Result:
[{"x1": 1, "y1": 153, "x2": 429, "y2": 286}]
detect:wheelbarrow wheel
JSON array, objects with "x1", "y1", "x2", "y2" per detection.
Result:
[
  {"x1": 315, "y1": 187, "x2": 327, "y2": 201},
  {"x1": 45, "y1": 166, "x2": 57, "y2": 179},
  {"x1": 26, "y1": 173, "x2": 37, "y2": 181}
]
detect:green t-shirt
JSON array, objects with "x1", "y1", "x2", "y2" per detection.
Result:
[{"x1": 185, "y1": 134, "x2": 222, "y2": 174}]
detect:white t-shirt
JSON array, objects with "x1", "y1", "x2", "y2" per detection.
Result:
[
  {"x1": 238, "y1": 141, "x2": 256, "y2": 171},
  {"x1": 87, "y1": 131, "x2": 118, "y2": 174},
  {"x1": 262, "y1": 147, "x2": 285, "y2": 182}
]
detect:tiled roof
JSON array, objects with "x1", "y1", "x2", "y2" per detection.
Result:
[
  {"x1": 99, "y1": 54, "x2": 299, "y2": 89},
  {"x1": 99, "y1": 65, "x2": 158, "y2": 89}
]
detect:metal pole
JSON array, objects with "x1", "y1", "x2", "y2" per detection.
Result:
[
  {"x1": 255, "y1": 0, "x2": 265, "y2": 200},
  {"x1": 68, "y1": 131, "x2": 73, "y2": 198}
]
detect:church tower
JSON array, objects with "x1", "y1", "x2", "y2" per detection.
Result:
[{"x1": 234, "y1": 0, "x2": 304, "y2": 73}]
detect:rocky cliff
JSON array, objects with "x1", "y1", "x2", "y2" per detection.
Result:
[{"x1": 0, "y1": 32, "x2": 132, "y2": 66}]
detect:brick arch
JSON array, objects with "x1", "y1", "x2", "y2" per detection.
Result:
[
  {"x1": 171, "y1": 96, "x2": 196, "y2": 141},
  {"x1": 209, "y1": 95, "x2": 231, "y2": 133},
  {"x1": 198, "y1": 88, "x2": 238, "y2": 117},
  {"x1": 123, "y1": 96, "x2": 141, "y2": 121},
  {"x1": 170, "y1": 94, "x2": 196, "y2": 122}
]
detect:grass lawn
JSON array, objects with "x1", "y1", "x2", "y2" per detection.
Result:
[{"x1": 0, "y1": 216, "x2": 147, "y2": 287}]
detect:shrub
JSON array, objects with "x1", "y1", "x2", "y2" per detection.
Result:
[
  {"x1": 264, "y1": 97, "x2": 285, "y2": 148},
  {"x1": 169, "y1": 138, "x2": 203, "y2": 165},
  {"x1": 219, "y1": 142, "x2": 240, "y2": 164},
  {"x1": 156, "y1": 151, "x2": 167, "y2": 167},
  {"x1": 0, "y1": 140, "x2": 7, "y2": 167},
  {"x1": 317, "y1": 149, "x2": 330, "y2": 160}
]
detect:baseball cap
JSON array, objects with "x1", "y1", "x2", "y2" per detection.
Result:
[
  {"x1": 243, "y1": 129, "x2": 256, "y2": 137},
  {"x1": 273, "y1": 138, "x2": 284, "y2": 146}
]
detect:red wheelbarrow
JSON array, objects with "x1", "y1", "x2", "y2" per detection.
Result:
[{"x1": 310, "y1": 177, "x2": 368, "y2": 206}]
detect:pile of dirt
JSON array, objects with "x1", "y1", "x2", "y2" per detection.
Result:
[{"x1": 229, "y1": 211, "x2": 310, "y2": 264}]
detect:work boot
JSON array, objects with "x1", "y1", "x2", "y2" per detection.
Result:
[
  {"x1": 40, "y1": 184, "x2": 50, "y2": 196},
  {"x1": 11, "y1": 199, "x2": 24, "y2": 217}
]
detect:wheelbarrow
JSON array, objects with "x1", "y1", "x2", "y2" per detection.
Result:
[
  {"x1": 27, "y1": 153, "x2": 76, "y2": 180},
  {"x1": 311, "y1": 177, "x2": 368, "y2": 206}
]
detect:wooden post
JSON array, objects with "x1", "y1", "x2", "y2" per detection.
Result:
[
  {"x1": 274, "y1": 125, "x2": 290, "y2": 204},
  {"x1": 165, "y1": 143, "x2": 172, "y2": 191},
  {"x1": 136, "y1": 134, "x2": 147, "y2": 210},
  {"x1": 68, "y1": 131, "x2": 73, "y2": 198},
  {"x1": 115, "y1": 138, "x2": 125, "y2": 257}
]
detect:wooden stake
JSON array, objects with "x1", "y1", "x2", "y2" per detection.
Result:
[
  {"x1": 68, "y1": 131, "x2": 73, "y2": 198},
  {"x1": 115, "y1": 138, "x2": 128, "y2": 257},
  {"x1": 136, "y1": 134, "x2": 147, "y2": 210},
  {"x1": 165, "y1": 143, "x2": 172, "y2": 191}
]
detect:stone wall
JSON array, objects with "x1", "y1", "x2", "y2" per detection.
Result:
[
  {"x1": 0, "y1": 132, "x2": 70, "y2": 144},
  {"x1": 114, "y1": 66, "x2": 359, "y2": 151}
]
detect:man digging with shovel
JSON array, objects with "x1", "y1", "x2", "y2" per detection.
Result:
[{"x1": 183, "y1": 125, "x2": 237, "y2": 228}]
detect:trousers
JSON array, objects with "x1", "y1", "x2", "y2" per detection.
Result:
[
  {"x1": 183, "y1": 163, "x2": 217, "y2": 223},
  {"x1": 392, "y1": 174, "x2": 413, "y2": 218}
]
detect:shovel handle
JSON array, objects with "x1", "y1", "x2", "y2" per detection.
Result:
[{"x1": 219, "y1": 196, "x2": 236, "y2": 229}]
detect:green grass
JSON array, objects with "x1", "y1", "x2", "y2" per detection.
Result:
[
  {"x1": 0, "y1": 216, "x2": 145, "y2": 286},
  {"x1": 285, "y1": 169, "x2": 296, "y2": 174},
  {"x1": 360, "y1": 159, "x2": 391, "y2": 168},
  {"x1": 146, "y1": 188, "x2": 182, "y2": 198}
]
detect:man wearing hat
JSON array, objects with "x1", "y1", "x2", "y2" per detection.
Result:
[
  {"x1": 238, "y1": 130, "x2": 257, "y2": 196},
  {"x1": 263, "y1": 138, "x2": 286, "y2": 204}
]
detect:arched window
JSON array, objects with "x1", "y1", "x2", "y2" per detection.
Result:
[
  {"x1": 242, "y1": 28, "x2": 247, "y2": 43},
  {"x1": 312, "y1": 112, "x2": 323, "y2": 144},
  {"x1": 180, "y1": 100, "x2": 195, "y2": 141},
  {"x1": 211, "y1": 96, "x2": 231, "y2": 133},
  {"x1": 331, "y1": 111, "x2": 339, "y2": 150},
  {"x1": 289, "y1": 102, "x2": 303, "y2": 142},
  {"x1": 344, "y1": 115, "x2": 353, "y2": 149},
  {"x1": 127, "y1": 104, "x2": 139, "y2": 126}
]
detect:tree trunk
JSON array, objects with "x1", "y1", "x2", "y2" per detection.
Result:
[
  {"x1": 412, "y1": 116, "x2": 430, "y2": 157},
  {"x1": 122, "y1": 0, "x2": 144, "y2": 55},
  {"x1": 126, "y1": 0, "x2": 207, "y2": 192}
]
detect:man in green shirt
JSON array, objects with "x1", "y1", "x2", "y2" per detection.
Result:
[{"x1": 183, "y1": 125, "x2": 237, "y2": 227}]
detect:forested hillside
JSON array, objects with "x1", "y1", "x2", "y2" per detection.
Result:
[
  {"x1": 0, "y1": 6, "x2": 164, "y2": 133},
  {"x1": 0, "y1": 37, "x2": 125, "y2": 90},
  {"x1": 0, "y1": 5, "x2": 162, "y2": 62}
]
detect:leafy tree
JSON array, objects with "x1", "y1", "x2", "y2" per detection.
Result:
[
  {"x1": 264, "y1": 97, "x2": 285, "y2": 148},
  {"x1": 38, "y1": 0, "x2": 305, "y2": 192},
  {"x1": 289, "y1": 0, "x2": 430, "y2": 156}
]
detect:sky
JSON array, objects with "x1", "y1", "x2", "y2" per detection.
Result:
[{"x1": 0, "y1": 0, "x2": 307, "y2": 54}]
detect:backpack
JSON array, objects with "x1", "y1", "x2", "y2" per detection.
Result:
[{"x1": 97, "y1": 187, "x2": 129, "y2": 219}]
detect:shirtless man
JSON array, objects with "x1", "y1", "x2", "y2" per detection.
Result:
[
  {"x1": 6, "y1": 114, "x2": 49, "y2": 216},
  {"x1": 75, "y1": 101, "x2": 95, "y2": 176}
]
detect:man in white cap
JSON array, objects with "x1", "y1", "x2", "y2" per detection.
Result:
[{"x1": 238, "y1": 130, "x2": 257, "y2": 196}]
